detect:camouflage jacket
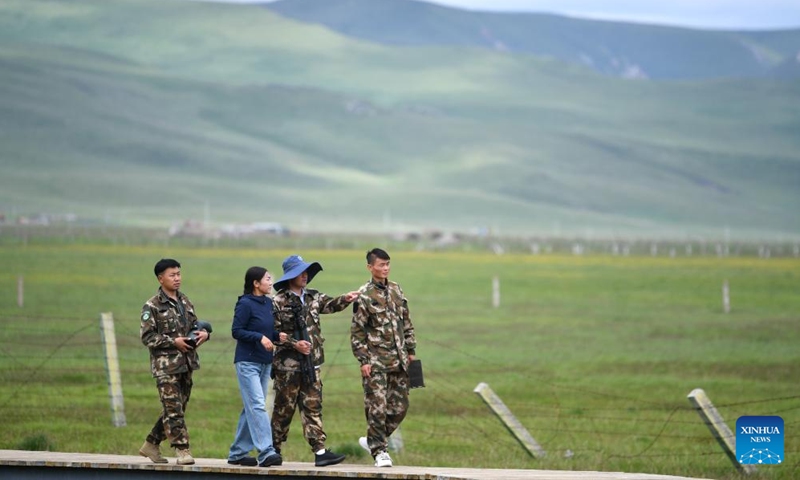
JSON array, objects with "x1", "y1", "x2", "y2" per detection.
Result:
[
  {"x1": 272, "y1": 288, "x2": 352, "y2": 372},
  {"x1": 140, "y1": 288, "x2": 201, "y2": 377},
  {"x1": 351, "y1": 279, "x2": 416, "y2": 372}
]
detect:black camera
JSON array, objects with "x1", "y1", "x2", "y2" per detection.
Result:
[
  {"x1": 186, "y1": 320, "x2": 213, "y2": 348},
  {"x1": 409, "y1": 359, "x2": 425, "y2": 389},
  {"x1": 290, "y1": 303, "x2": 307, "y2": 328}
]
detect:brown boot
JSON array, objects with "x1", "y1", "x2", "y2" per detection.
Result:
[
  {"x1": 139, "y1": 441, "x2": 168, "y2": 464},
  {"x1": 176, "y1": 447, "x2": 195, "y2": 465}
]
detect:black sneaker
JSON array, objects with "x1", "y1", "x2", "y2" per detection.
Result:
[
  {"x1": 315, "y1": 449, "x2": 345, "y2": 467},
  {"x1": 228, "y1": 456, "x2": 258, "y2": 466},
  {"x1": 259, "y1": 453, "x2": 283, "y2": 467}
]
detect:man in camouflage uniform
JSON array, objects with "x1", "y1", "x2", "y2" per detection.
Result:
[
  {"x1": 351, "y1": 248, "x2": 416, "y2": 468},
  {"x1": 271, "y1": 254, "x2": 359, "y2": 467},
  {"x1": 139, "y1": 258, "x2": 210, "y2": 465}
]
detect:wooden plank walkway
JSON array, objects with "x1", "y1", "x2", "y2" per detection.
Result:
[{"x1": 0, "y1": 450, "x2": 710, "y2": 479}]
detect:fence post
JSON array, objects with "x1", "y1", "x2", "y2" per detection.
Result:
[
  {"x1": 388, "y1": 426, "x2": 404, "y2": 453},
  {"x1": 687, "y1": 388, "x2": 755, "y2": 475},
  {"x1": 722, "y1": 280, "x2": 731, "y2": 314},
  {"x1": 474, "y1": 382, "x2": 545, "y2": 458},
  {"x1": 492, "y1": 276, "x2": 500, "y2": 308},
  {"x1": 17, "y1": 276, "x2": 24, "y2": 307},
  {"x1": 99, "y1": 312, "x2": 127, "y2": 427}
]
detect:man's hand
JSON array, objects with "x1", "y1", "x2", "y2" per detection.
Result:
[
  {"x1": 344, "y1": 291, "x2": 360, "y2": 302},
  {"x1": 279, "y1": 332, "x2": 288, "y2": 343},
  {"x1": 360, "y1": 364, "x2": 371, "y2": 378},
  {"x1": 295, "y1": 340, "x2": 311, "y2": 355},
  {"x1": 261, "y1": 335, "x2": 274, "y2": 352},
  {"x1": 174, "y1": 337, "x2": 193, "y2": 353},
  {"x1": 194, "y1": 330, "x2": 209, "y2": 347}
]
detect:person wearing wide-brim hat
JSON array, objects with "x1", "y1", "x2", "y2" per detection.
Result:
[
  {"x1": 272, "y1": 255, "x2": 322, "y2": 292},
  {"x1": 270, "y1": 255, "x2": 360, "y2": 467}
]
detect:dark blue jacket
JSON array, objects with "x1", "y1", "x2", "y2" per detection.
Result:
[{"x1": 231, "y1": 294, "x2": 278, "y2": 364}]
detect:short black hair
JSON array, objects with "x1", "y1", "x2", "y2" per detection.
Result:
[
  {"x1": 154, "y1": 258, "x2": 181, "y2": 277},
  {"x1": 366, "y1": 248, "x2": 390, "y2": 265}
]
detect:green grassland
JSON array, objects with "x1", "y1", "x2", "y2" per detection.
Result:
[
  {"x1": 0, "y1": 0, "x2": 799, "y2": 240},
  {"x1": 0, "y1": 243, "x2": 798, "y2": 479}
]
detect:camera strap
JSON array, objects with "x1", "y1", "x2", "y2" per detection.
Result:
[{"x1": 174, "y1": 294, "x2": 189, "y2": 329}]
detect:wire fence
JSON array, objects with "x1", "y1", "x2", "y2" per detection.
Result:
[{"x1": 0, "y1": 312, "x2": 797, "y2": 477}]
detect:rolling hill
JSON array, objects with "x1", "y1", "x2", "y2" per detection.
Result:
[
  {"x1": 0, "y1": 0, "x2": 798, "y2": 239},
  {"x1": 265, "y1": 0, "x2": 800, "y2": 80}
]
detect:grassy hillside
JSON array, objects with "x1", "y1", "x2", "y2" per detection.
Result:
[
  {"x1": 265, "y1": 0, "x2": 800, "y2": 79},
  {"x1": 0, "y1": 0, "x2": 799, "y2": 239}
]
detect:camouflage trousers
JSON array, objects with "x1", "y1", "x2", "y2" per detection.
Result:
[
  {"x1": 362, "y1": 368, "x2": 409, "y2": 457},
  {"x1": 271, "y1": 368, "x2": 326, "y2": 453},
  {"x1": 146, "y1": 371, "x2": 193, "y2": 449}
]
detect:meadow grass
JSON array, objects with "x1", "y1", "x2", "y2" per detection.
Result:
[{"x1": 0, "y1": 243, "x2": 797, "y2": 480}]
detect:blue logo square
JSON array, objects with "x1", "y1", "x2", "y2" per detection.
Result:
[{"x1": 736, "y1": 416, "x2": 783, "y2": 465}]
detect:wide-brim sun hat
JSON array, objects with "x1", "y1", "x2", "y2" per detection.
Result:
[{"x1": 273, "y1": 254, "x2": 322, "y2": 291}]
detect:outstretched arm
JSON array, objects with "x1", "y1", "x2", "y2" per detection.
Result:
[{"x1": 319, "y1": 291, "x2": 360, "y2": 314}]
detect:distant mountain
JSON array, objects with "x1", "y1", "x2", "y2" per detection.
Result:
[
  {"x1": 0, "y1": 0, "x2": 799, "y2": 239},
  {"x1": 265, "y1": 0, "x2": 800, "y2": 80}
]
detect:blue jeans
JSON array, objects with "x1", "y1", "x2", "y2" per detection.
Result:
[{"x1": 228, "y1": 361, "x2": 277, "y2": 463}]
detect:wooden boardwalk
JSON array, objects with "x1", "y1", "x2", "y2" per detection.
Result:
[{"x1": 0, "y1": 450, "x2": 711, "y2": 479}]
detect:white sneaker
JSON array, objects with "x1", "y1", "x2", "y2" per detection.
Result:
[
  {"x1": 358, "y1": 436, "x2": 370, "y2": 454},
  {"x1": 374, "y1": 450, "x2": 392, "y2": 468}
]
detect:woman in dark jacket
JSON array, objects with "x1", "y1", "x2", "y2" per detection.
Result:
[{"x1": 227, "y1": 266, "x2": 283, "y2": 468}]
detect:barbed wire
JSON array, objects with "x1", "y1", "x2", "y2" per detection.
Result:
[
  {"x1": 0, "y1": 315, "x2": 796, "y2": 475},
  {"x1": 0, "y1": 320, "x2": 95, "y2": 410}
]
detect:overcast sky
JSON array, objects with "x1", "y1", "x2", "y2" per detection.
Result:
[{"x1": 200, "y1": 0, "x2": 800, "y2": 30}]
